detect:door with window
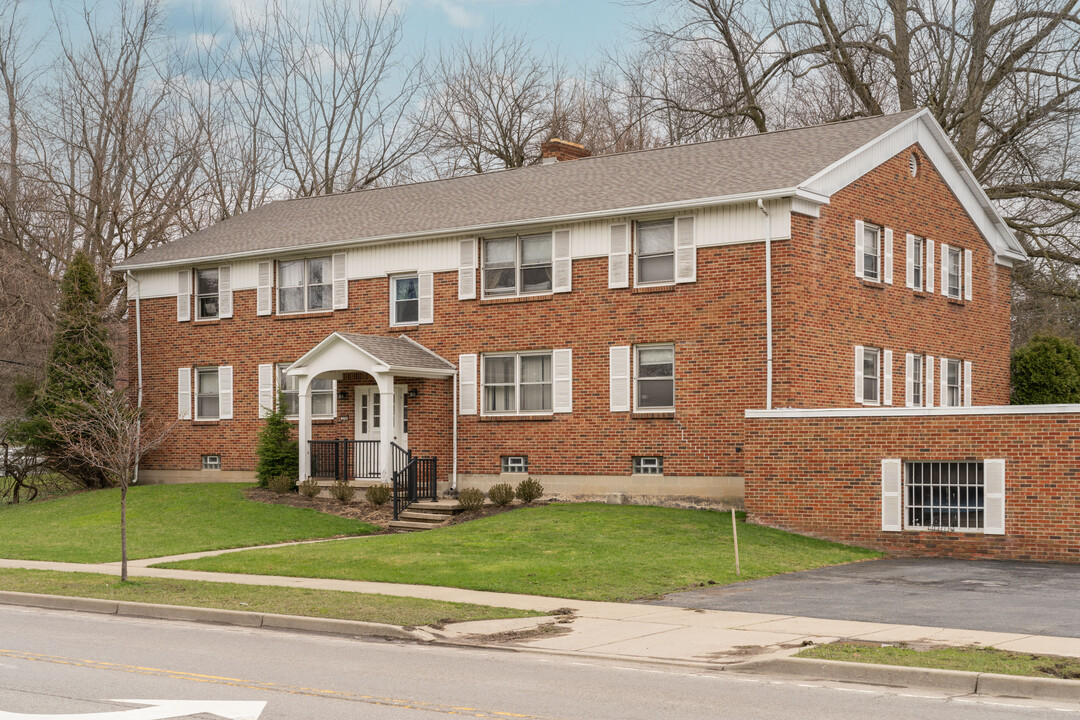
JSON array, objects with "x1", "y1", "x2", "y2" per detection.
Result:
[{"x1": 353, "y1": 386, "x2": 409, "y2": 477}]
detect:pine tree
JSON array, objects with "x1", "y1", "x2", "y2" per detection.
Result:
[
  {"x1": 11, "y1": 252, "x2": 114, "y2": 487},
  {"x1": 255, "y1": 393, "x2": 299, "y2": 487}
]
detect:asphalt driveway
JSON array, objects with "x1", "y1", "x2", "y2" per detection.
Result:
[{"x1": 650, "y1": 558, "x2": 1080, "y2": 638}]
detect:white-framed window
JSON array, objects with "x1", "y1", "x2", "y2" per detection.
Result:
[
  {"x1": 635, "y1": 344, "x2": 675, "y2": 411},
  {"x1": 945, "y1": 358, "x2": 962, "y2": 407},
  {"x1": 636, "y1": 219, "x2": 675, "y2": 285},
  {"x1": 391, "y1": 274, "x2": 419, "y2": 325},
  {"x1": 501, "y1": 456, "x2": 528, "y2": 473},
  {"x1": 947, "y1": 247, "x2": 962, "y2": 298},
  {"x1": 861, "y1": 347, "x2": 881, "y2": 405},
  {"x1": 482, "y1": 352, "x2": 553, "y2": 415},
  {"x1": 911, "y1": 236, "x2": 924, "y2": 290},
  {"x1": 201, "y1": 454, "x2": 221, "y2": 471},
  {"x1": 482, "y1": 233, "x2": 552, "y2": 297},
  {"x1": 195, "y1": 268, "x2": 219, "y2": 320},
  {"x1": 195, "y1": 367, "x2": 219, "y2": 420},
  {"x1": 905, "y1": 461, "x2": 985, "y2": 531},
  {"x1": 910, "y1": 354, "x2": 923, "y2": 407},
  {"x1": 861, "y1": 223, "x2": 881, "y2": 281},
  {"x1": 633, "y1": 456, "x2": 663, "y2": 474},
  {"x1": 278, "y1": 257, "x2": 332, "y2": 314},
  {"x1": 277, "y1": 363, "x2": 334, "y2": 418}
]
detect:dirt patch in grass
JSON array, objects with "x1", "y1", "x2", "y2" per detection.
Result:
[{"x1": 798, "y1": 641, "x2": 1080, "y2": 679}]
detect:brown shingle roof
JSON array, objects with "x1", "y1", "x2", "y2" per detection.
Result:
[
  {"x1": 337, "y1": 333, "x2": 455, "y2": 373},
  {"x1": 118, "y1": 111, "x2": 922, "y2": 269}
]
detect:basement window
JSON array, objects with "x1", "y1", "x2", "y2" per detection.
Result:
[
  {"x1": 633, "y1": 456, "x2": 663, "y2": 475},
  {"x1": 501, "y1": 456, "x2": 528, "y2": 473},
  {"x1": 202, "y1": 454, "x2": 221, "y2": 471},
  {"x1": 905, "y1": 461, "x2": 984, "y2": 531}
]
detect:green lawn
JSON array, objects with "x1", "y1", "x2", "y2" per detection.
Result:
[
  {"x1": 161, "y1": 503, "x2": 882, "y2": 601},
  {"x1": 0, "y1": 568, "x2": 539, "y2": 626},
  {"x1": 798, "y1": 642, "x2": 1080, "y2": 679},
  {"x1": 0, "y1": 484, "x2": 378, "y2": 563}
]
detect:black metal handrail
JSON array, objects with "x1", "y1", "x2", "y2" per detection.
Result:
[
  {"x1": 309, "y1": 440, "x2": 340, "y2": 479},
  {"x1": 309, "y1": 440, "x2": 381, "y2": 480},
  {"x1": 391, "y1": 442, "x2": 411, "y2": 475},
  {"x1": 392, "y1": 456, "x2": 438, "y2": 520}
]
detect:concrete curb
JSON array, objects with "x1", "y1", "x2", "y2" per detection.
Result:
[
  {"x1": 730, "y1": 657, "x2": 1080, "y2": 703},
  {"x1": 0, "y1": 590, "x2": 433, "y2": 642}
]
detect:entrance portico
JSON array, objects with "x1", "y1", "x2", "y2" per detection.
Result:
[{"x1": 287, "y1": 333, "x2": 456, "y2": 483}]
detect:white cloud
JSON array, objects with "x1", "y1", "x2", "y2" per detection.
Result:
[{"x1": 424, "y1": 0, "x2": 483, "y2": 28}]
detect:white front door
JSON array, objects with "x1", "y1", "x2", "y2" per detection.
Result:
[{"x1": 353, "y1": 385, "x2": 409, "y2": 477}]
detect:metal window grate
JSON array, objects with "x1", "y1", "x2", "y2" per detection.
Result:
[{"x1": 905, "y1": 461, "x2": 984, "y2": 530}]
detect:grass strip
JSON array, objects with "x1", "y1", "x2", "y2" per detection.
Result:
[
  {"x1": 797, "y1": 642, "x2": 1080, "y2": 679},
  {"x1": 0, "y1": 568, "x2": 540, "y2": 626},
  {"x1": 161, "y1": 503, "x2": 882, "y2": 602},
  {"x1": 0, "y1": 484, "x2": 378, "y2": 563}
]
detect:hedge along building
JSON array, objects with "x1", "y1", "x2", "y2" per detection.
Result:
[{"x1": 116, "y1": 107, "x2": 1079, "y2": 561}]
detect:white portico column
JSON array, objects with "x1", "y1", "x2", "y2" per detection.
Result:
[
  {"x1": 376, "y1": 372, "x2": 395, "y2": 483},
  {"x1": 297, "y1": 375, "x2": 312, "y2": 483}
]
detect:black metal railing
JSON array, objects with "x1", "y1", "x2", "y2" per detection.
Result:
[
  {"x1": 391, "y1": 441, "x2": 411, "y2": 475},
  {"x1": 309, "y1": 440, "x2": 341, "y2": 480},
  {"x1": 309, "y1": 439, "x2": 381, "y2": 480},
  {"x1": 349, "y1": 440, "x2": 381, "y2": 479},
  {"x1": 392, "y1": 456, "x2": 438, "y2": 520}
]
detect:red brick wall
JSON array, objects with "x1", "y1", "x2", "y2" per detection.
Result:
[
  {"x1": 774, "y1": 145, "x2": 1012, "y2": 408},
  {"x1": 744, "y1": 411, "x2": 1080, "y2": 562}
]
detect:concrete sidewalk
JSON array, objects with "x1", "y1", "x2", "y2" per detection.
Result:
[{"x1": 4, "y1": 556, "x2": 1080, "y2": 668}]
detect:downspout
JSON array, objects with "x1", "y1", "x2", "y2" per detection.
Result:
[
  {"x1": 757, "y1": 199, "x2": 773, "y2": 410},
  {"x1": 126, "y1": 271, "x2": 144, "y2": 483},
  {"x1": 452, "y1": 371, "x2": 458, "y2": 492}
]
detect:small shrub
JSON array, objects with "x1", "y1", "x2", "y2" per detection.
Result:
[
  {"x1": 298, "y1": 477, "x2": 321, "y2": 499},
  {"x1": 488, "y1": 482, "x2": 515, "y2": 507},
  {"x1": 366, "y1": 483, "x2": 392, "y2": 506},
  {"x1": 458, "y1": 487, "x2": 485, "y2": 511},
  {"x1": 267, "y1": 474, "x2": 296, "y2": 495},
  {"x1": 329, "y1": 479, "x2": 355, "y2": 504},
  {"x1": 515, "y1": 477, "x2": 544, "y2": 504}
]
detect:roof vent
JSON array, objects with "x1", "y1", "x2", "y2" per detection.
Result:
[{"x1": 540, "y1": 138, "x2": 591, "y2": 163}]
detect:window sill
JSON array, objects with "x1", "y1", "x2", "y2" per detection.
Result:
[
  {"x1": 479, "y1": 414, "x2": 555, "y2": 422},
  {"x1": 479, "y1": 293, "x2": 553, "y2": 306},
  {"x1": 632, "y1": 284, "x2": 675, "y2": 294},
  {"x1": 193, "y1": 318, "x2": 221, "y2": 325},
  {"x1": 912, "y1": 290, "x2": 930, "y2": 298},
  {"x1": 632, "y1": 411, "x2": 675, "y2": 419},
  {"x1": 391, "y1": 323, "x2": 419, "y2": 332},
  {"x1": 192, "y1": 420, "x2": 220, "y2": 426},
  {"x1": 274, "y1": 310, "x2": 335, "y2": 320},
  {"x1": 859, "y1": 278, "x2": 886, "y2": 289},
  {"x1": 947, "y1": 297, "x2": 966, "y2": 306}
]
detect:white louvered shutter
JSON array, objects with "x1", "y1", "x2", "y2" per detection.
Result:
[
  {"x1": 675, "y1": 215, "x2": 696, "y2": 283},
  {"x1": 925, "y1": 355, "x2": 935, "y2": 408},
  {"x1": 854, "y1": 345, "x2": 864, "y2": 404},
  {"x1": 458, "y1": 239, "x2": 476, "y2": 300},
  {"x1": 940, "y1": 356, "x2": 948, "y2": 406},
  {"x1": 218, "y1": 265, "x2": 233, "y2": 319},
  {"x1": 964, "y1": 360, "x2": 973, "y2": 407},
  {"x1": 609, "y1": 346, "x2": 631, "y2": 411},
  {"x1": 925, "y1": 239, "x2": 935, "y2": 292},
  {"x1": 964, "y1": 248, "x2": 973, "y2": 301},
  {"x1": 904, "y1": 353, "x2": 914, "y2": 407},
  {"x1": 883, "y1": 228, "x2": 894, "y2": 284},
  {"x1": 458, "y1": 354, "x2": 477, "y2": 415},
  {"x1": 178, "y1": 368, "x2": 191, "y2": 420},
  {"x1": 177, "y1": 270, "x2": 191, "y2": 322},
  {"x1": 332, "y1": 253, "x2": 348, "y2": 309},
  {"x1": 883, "y1": 349, "x2": 893, "y2": 406},
  {"x1": 258, "y1": 364, "x2": 274, "y2": 419},
  {"x1": 608, "y1": 223, "x2": 630, "y2": 288},
  {"x1": 905, "y1": 234, "x2": 915, "y2": 288},
  {"x1": 881, "y1": 459, "x2": 903, "y2": 532},
  {"x1": 418, "y1": 272, "x2": 434, "y2": 324},
  {"x1": 257, "y1": 261, "x2": 272, "y2": 316},
  {"x1": 854, "y1": 220, "x2": 865, "y2": 279},
  {"x1": 552, "y1": 229, "x2": 572, "y2": 293},
  {"x1": 941, "y1": 242, "x2": 949, "y2": 297},
  {"x1": 983, "y1": 459, "x2": 1006, "y2": 535},
  {"x1": 553, "y1": 349, "x2": 572, "y2": 413},
  {"x1": 218, "y1": 366, "x2": 233, "y2": 420}
]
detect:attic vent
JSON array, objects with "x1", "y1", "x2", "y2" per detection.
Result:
[{"x1": 909, "y1": 153, "x2": 919, "y2": 177}]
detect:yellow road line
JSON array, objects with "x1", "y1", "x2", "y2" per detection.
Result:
[{"x1": 0, "y1": 649, "x2": 564, "y2": 719}]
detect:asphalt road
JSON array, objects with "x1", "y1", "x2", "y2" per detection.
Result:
[
  {"x1": 653, "y1": 558, "x2": 1080, "y2": 637},
  {"x1": 0, "y1": 605, "x2": 1077, "y2": 719}
]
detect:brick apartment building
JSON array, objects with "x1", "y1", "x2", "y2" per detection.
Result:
[{"x1": 118, "y1": 108, "x2": 1080, "y2": 562}]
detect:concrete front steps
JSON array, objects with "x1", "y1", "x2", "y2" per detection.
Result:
[{"x1": 387, "y1": 500, "x2": 465, "y2": 533}]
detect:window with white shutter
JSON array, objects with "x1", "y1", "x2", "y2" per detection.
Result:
[
  {"x1": 856, "y1": 222, "x2": 881, "y2": 281},
  {"x1": 218, "y1": 265, "x2": 233, "y2": 319},
  {"x1": 674, "y1": 215, "x2": 696, "y2": 283},
  {"x1": 177, "y1": 270, "x2": 191, "y2": 322},
  {"x1": 418, "y1": 272, "x2": 434, "y2": 324},
  {"x1": 391, "y1": 275, "x2": 419, "y2": 326},
  {"x1": 552, "y1": 229, "x2": 572, "y2": 293},
  {"x1": 855, "y1": 220, "x2": 865, "y2": 279},
  {"x1": 925, "y1": 239, "x2": 935, "y2": 293},
  {"x1": 609, "y1": 346, "x2": 631, "y2": 411},
  {"x1": 925, "y1": 354, "x2": 935, "y2": 408},
  {"x1": 905, "y1": 353, "x2": 923, "y2": 407},
  {"x1": 608, "y1": 223, "x2": 629, "y2": 288},
  {"x1": 855, "y1": 346, "x2": 880, "y2": 405},
  {"x1": 964, "y1": 360, "x2": 973, "y2": 407},
  {"x1": 882, "y1": 349, "x2": 893, "y2": 405},
  {"x1": 881, "y1": 459, "x2": 902, "y2": 532},
  {"x1": 218, "y1": 365, "x2": 233, "y2": 420},
  {"x1": 552, "y1": 348, "x2": 572, "y2": 412},
  {"x1": 964, "y1": 248, "x2": 973, "y2": 301},
  {"x1": 883, "y1": 228, "x2": 893, "y2": 284},
  {"x1": 854, "y1": 345, "x2": 864, "y2": 404},
  {"x1": 458, "y1": 354, "x2": 477, "y2": 414},
  {"x1": 178, "y1": 367, "x2": 191, "y2": 420},
  {"x1": 458, "y1": 239, "x2": 477, "y2": 300},
  {"x1": 905, "y1": 234, "x2": 916, "y2": 289},
  {"x1": 906, "y1": 461, "x2": 994, "y2": 531},
  {"x1": 332, "y1": 253, "x2": 348, "y2": 309},
  {"x1": 258, "y1": 364, "x2": 274, "y2": 419},
  {"x1": 256, "y1": 261, "x2": 272, "y2": 316}
]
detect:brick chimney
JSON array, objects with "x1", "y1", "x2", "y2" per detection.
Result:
[{"x1": 541, "y1": 138, "x2": 591, "y2": 164}]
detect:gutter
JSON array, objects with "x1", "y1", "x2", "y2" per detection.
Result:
[
  {"x1": 757, "y1": 199, "x2": 773, "y2": 410},
  {"x1": 126, "y1": 271, "x2": 144, "y2": 484}
]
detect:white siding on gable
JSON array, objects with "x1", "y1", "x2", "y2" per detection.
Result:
[
  {"x1": 130, "y1": 268, "x2": 192, "y2": 299},
  {"x1": 348, "y1": 236, "x2": 461, "y2": 279},
  {"x1": 228, "y1": 259, "x2": 261, "y2": 290},
  {"x1": 806, "y1": 121, "x2": 920, "y2": 197}
]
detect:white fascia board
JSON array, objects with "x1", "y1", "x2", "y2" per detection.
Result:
[
  {"x1": 113, "y1": 187, "x2": 806, "y2": 272},
  {"x1": 746, "y1": 404, "x2": 1080, "y2": 419}
]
